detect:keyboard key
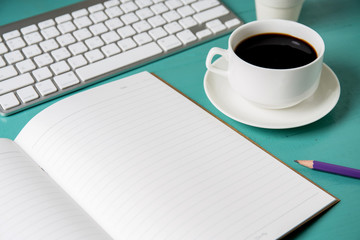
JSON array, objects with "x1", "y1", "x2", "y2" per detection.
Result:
[
  {"x1": 32, "y1": 67, "x2": 53, "y2": 81},
  {"x1": 17, "y1": 86, "x2": 39, "y2": 103},
  {"x1": 72, "y1": 8, "x2": 88, "y2": 18},
  {"x1": 0, "y1": 43, "x2": 8, "y2": 54},
  {"x1": 51, "y1": 47, "x2": 71, "y2": 61},
  {"x1": 6, "y1": 37, "x2": 26, "y2": 51},
  {"x1": 55, "y1": 14, "x2": 72, "y2": 24},
  {"x1": 196, "y1": 29, "x2": 212, "y2": 39},
  {"x1": 41, "y1": 26, "x2": 60, "y2": 39},
  {"x1": 0, "y1": 66, "x2": 17, "y2": 81},
  {"x1": 206, "y1": 19, "x2": 226, "y2": 33},
  {"x1": 120, "y1": 1, "x2": 138, "y2": 13},
  {"x1": 135, "y1": 0, "x2": 153, "y2": 8},
  {"x1": 85, "y1": 36, "x2": 105, "y2": 50},
  {"x1": 34, "y1": 53, "x2": 54, "y2": 67},
  {"x1": 117, "y1": 25, "x2": 136, "y2": 38},
  {"x1": 149, "y1": 27, "x2": 168, "y2": 40},
  {"x1": 157, "y1": 35, "x2": 182, "y2": 51},
  {"x1": 38, "y1": 19, "x2": 55, "y2": 29},
  {"x1": 133, "y1": 20, "x2": 152, "y2": 33},
  {"x1": 105, "y1": 6, "x2": 124, "y2": 18},
  {"x1": 163, "y1": 10, "x2": 181, "y2": 22},
  {"x1": 133, "y1": 32, "x2": 152, "y2": 45},
  {"x1": 35, "y1": 79, "x2": 58, "y2": 96},
  {"x1": 150, "y1": 3, "x2": 169, "y2": 14},
  {"x1": 88, "y1": 3, "x2": 105, "y2": 13},
  {"x1": 4, "y1": 50, "x2": 24, "y2": 64},
  {"x1": 3, "y1": 30, "x2": 20, "y2": 41},
  {"x1": 22, "y1": 45, "x2": 42, "y2": 58},
  {"x1": 0, "y1": 93, "x2": 20, "y2": 110},
  {"x1": 50, "y1": 61, "x2": 71, "y2": 75},
  {"x1": 0, "y1": 73, "x2": 35, "y2": 95},
  {"x1": 101, "y1": 31, "x2": 120, "y2": 44},
  {"x1": 68, "y1": 42, "x2": 88, "y2": 55},
  {"x1": 164, "y1": 22, "x2": 183, "y2": 34},
  {"x1": 16, "y1": 59, "x2": 36, "y2": 73},
  {"x1": 68, "y1": 55, "x2": 88, "y2": 69},
  {"x1": 135, "y1": 8, "x2": 154, "y2": 19},
  {"x1": 85, "y1": 49, "x2": 105, "y2": 62},
  {"x1": 105, "y1": 18, "x2": 124, "y2": 30},
  {"x1": 21, "y1": 24, "x2": 38, "y2": 35},
  {"x1": 176, "y1": 29, "x2": 197, "y2": 44},
  {"x1": 0, "y1": 57, "x2": 5, "y2": 67},
  {"x1": 76, "y1": 42, "x2": 162, "y2": 81},
  {"x1": 73, "y1": 28, "x2": 92, "y2": 41},
  {"x1": 89, "y1": 23, "x2": 109, "y2": 35},
  {"x1": 121, "y1": 13, "x2": 139, "y2": 25},
  {"x1": 117, "y1": 38, "x2": 137, "y2": 51},
  {"x1": 101, "y1": 43, "x2": 121, "y2": 57},
  {"x1": 23, "y1": 32, "x2": 43, "y2": 45},
  {"x1": 193, "y1": 5, "x2": 229, "y2": 24},
  {"x1": 56, "y1": 33, "x2": 76, "y2": 46},
  {"x1": 178, "y1": 16, "x2": 197, "y2": 28},
  {"x1": 58, "y1": 21, "x2": 77, "y2": 34},
  {"x1": 90, "y1": 11, "x2": 109, "y2": 23},
  {"x1": 148, "y1": 15, "x2": 167, "y2": 27},
  {"x1": 53, "y1": 71, "x2": 80, "y2": 89},
  {"x1": 177, "y1": 5, "x2": 195, "y2": 17},
  {"x1": 165, "y1": 0, "x2": 183, "y2": 10},
  {"x1": 39, "y1": 39, "x2": 59, "y2": 52},
  {"x1": 225, "y1": 18, "x2": 241, "y2": 28},
  {"x1": 191, "y1": 0, "x2": 219, "y2": 12},
  {"x1": 181, "y1": 0, "x2": 197, "y2": 4},
  {"x1": 104, "y1": 0, "x2": 120, "y2": 8}
]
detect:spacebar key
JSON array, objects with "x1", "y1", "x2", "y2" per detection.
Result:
[{"x1": 76, "y1": 42, "x2": 163, "y2": 81}]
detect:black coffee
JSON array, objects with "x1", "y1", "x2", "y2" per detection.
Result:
[{"x1": 234, "y1": 33, "x2": 317, "y2": 69}]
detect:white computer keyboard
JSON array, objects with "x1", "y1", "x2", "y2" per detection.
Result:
[{"x1": 0, "y1": 0, "x2": 242, "y2": 116}]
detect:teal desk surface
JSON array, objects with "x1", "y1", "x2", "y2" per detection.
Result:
[{"x1": 1, "y1": 0, "x2": 359, "y2": 239}]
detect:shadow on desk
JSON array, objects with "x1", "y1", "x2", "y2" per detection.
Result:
[
  {"x1": 329, "y1": 62, "x2": 360, "y2": 122},
  {"x1": 281, "y1": 209, "x2": 328, "y2": 239}
]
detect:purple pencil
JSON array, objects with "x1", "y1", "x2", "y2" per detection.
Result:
[{"x1": 295, "y1": 160, "x2": 360, "y2": 179}]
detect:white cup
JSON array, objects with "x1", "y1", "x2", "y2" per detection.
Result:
[
  {"x1": 255, "y1": 0, "x2": 305, "y2": 21},
  {"x1": 205, "y1": 19, "x2": 325, "y2": 109}
]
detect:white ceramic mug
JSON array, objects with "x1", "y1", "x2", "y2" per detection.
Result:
[
  {"x1": 255, "y1": 0, "x2": 305, "y2": 22},
  {"x1": 205, "y1": 19, "x2": 325, "y2": 109}
]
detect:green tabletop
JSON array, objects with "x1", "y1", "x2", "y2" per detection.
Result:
[{"x1": 1, "y1": 0, "x2": 359, "y2": 239}]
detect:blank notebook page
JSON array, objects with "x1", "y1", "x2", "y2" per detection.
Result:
[
  {"x1": 16, "y1": 72, "x2": 337, "y2": 240},
  {"x1": 0, "y1": 139, "x2": 111, "y2": 240}
]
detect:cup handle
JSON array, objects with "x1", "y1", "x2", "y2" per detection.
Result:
[{"x1": 206, "y1": 47, "x2": 228, "y2": 76}]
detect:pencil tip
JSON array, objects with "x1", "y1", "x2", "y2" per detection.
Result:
[{"x1": 294, "y1": 160, "x2": 314, "y2": 169}]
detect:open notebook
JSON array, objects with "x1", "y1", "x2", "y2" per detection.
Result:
[{"x1": 0, "y1": 71, "x2": 338, "y2": 239}]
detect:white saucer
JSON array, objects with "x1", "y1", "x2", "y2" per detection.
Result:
[{"x1": 204, "y1": 57, "x2": 341, "y2": 129}]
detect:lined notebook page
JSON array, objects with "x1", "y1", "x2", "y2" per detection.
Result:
[
  {"x1": 16, "y1": 72, "x2": 337, "y2": 240},
  {"x1": 0, "y1": 139, "x2": 111, "y2": 240}
]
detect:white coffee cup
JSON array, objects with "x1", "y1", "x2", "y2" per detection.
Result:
[
  {"x1": 205, "y1": 19, "x2": 325, "y2": 109},
  {"x1": 255, "y1": 0, "x2": 305, "y2": 22}
]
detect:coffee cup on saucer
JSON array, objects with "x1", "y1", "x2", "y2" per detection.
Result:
[{"x1": 205, "y1": 19, "x2": 325, "y2": 109}]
